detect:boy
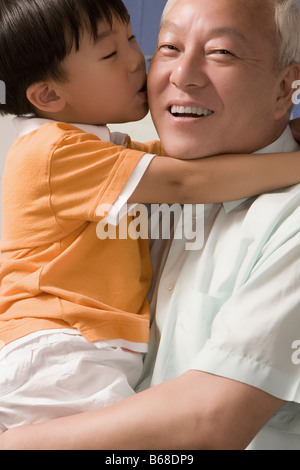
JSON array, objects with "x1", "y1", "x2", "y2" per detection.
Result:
[{"x1": 0, "y1": 0, "x2": 300, "y2": 432}]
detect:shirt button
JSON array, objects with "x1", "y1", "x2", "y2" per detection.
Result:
[{"x1": 166, "y1": 281, "x2": 175, "y2": 292}]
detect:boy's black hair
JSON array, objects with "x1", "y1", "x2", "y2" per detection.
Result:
[{"x1": 0, "y1": 0, "x2": 130, "y2": 116}]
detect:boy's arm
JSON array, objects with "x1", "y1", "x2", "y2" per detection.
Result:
[{"x1": 128, "y1": 150, "x2": 300, "y2": 204}]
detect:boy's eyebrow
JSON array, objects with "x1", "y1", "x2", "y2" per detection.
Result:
[
  {"x1": 94, "y1": 17, "x2": 131, "y2": 44},
  {"x1": 94, "y1": 29, "x2": 114, "y2": 44}
]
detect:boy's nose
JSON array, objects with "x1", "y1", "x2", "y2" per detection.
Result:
[{"x1": 127, "y1": 44, "x2": 145, "y2": 73}]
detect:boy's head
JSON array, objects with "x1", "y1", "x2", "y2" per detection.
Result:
[{"x1": 0, "y1": 0, "x2": 148, "y2": 124}]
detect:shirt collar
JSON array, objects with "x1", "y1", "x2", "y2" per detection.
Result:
[
  {"x1": 13, "y1": 115, "x2": 128, "y2": 146},
  {"x1": 222, "y1": 125, "x2": 300, "y2": 214}
]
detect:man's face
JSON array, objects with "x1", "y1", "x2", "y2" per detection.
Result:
[{"x1": 148, "y1": 0, "x2": 281, "y2": 159}]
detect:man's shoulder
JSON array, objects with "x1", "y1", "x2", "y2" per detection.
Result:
[
  {"x1": 257, "y1": 183, "x2": 300, "y2": 210},
  {"x1": 248, "y1": 184, "x2": 300, "y2": 246}
]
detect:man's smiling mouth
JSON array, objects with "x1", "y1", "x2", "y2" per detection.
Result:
[{"x1": 170, "y1": 105, "x2": 214, "y2": 118}]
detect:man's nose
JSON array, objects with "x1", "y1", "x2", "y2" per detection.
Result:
[{"x1": 170, "y1": 52, "x2": 208, "y2": 90}]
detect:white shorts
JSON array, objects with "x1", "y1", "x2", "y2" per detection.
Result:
[{"x1": 0, "y1": 329, "x2": 143, "y2": 433}]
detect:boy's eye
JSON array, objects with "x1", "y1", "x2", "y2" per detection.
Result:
[
  {"x1": 102, "y1": 51, "x2": 117, "y2": 60},
  {"x1": 101, "y1": 35, "x2": 136, "y2": 60}
]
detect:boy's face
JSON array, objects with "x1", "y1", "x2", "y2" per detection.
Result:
[{"x1": 55, "y1": 18, "x2": 148, "y2": 125}]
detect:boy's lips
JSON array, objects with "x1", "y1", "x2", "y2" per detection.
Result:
[{"x1": 137, "y1": 81, "x2": 148, "y2": 100}]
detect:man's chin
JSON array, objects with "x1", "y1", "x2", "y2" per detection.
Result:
[{"x1": 162, "y1": 142, "x2": 219, "y2": 160}]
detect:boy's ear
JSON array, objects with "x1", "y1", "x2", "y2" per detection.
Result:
[
  {"x1": 274, "y1": 63, "x2": 300, "y2": 121},
  {"x1": 26, "y1": 82, "x2": 66, "y2": 114}
]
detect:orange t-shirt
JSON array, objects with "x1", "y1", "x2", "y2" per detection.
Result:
[{"x1": 0, "y1": 122, "x2": 162, "y2": 347}]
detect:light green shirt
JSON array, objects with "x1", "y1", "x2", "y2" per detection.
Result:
[{"x1": 139, "y1": 126, "x2": 300, "y2": 449}]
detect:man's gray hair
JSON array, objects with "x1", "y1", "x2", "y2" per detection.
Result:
[
  {"x1": 161, "y1": 0, "x2": 300, "y2": 70},
  {"x1": 161, "y1": 0, "x2": 177, "y2": 21},
  {"x1": 275, "y1": 0, "x2": 300, "y2": 69}
]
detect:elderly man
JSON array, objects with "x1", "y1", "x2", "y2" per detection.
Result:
[
  {"x1": 139, "y1": 0, "x2": 300, "y2": 450},
  {"x1": 1, "y1": 0, "x2": 300, "y2": 450}
]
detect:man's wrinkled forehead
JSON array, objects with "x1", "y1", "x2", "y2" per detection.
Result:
[
  {"x1": 161, "y1": 0, "x2": 276, "y2": 48},
  {"x1": 162, "y1": 0, "x2": 275, "y2": 28},
  {"x1": 163, "y1": 0, "x2": 275, "y2": 18}
]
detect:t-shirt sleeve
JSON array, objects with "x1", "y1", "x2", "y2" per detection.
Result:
[
  {"x1": 49, "y1": 130, "x2": 149, "y2": 231},
  {"x1": 126, "y1": 137, "x2": 165, "y2": 156},
  {"x1": 104, "y1": 154, "x2": 156, "y2": 226},
  {"x1": 103, "y1": 139, "x2": 165, "y2": 226},
  {"x1": 190, "y1": 230, "x2": 300, "y2": 405}
]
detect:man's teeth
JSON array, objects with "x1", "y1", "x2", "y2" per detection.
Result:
[{"x1": 170, "y1": 105, "x2": 213, "y2": 116}]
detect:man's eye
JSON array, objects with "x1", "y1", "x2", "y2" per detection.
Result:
[
  {"x1": 160, "y1": 44, "x2": 178, "y2": 52},
  {"x1": 215, "y1": 50, "x2": 232, "y2": 55},
  {"x1": 129, "y1": 34, "x2": 137, "y2": 41}
]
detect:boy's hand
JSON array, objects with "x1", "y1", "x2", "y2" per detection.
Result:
[{"x1": 290, "y1": 118, "x2": 300, "y2": 145}]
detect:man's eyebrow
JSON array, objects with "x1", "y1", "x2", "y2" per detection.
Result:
[
  {"x1": 160, "y1": 19, "x2": 182, "y2": 34},
  {"x1": 208, "y1": 27, "x2": 249, "y2": 44}
]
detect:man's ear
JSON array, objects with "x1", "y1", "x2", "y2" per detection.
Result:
[
  {"x1": 26, "y1": 82, "x2": 66, "y2": 114},
  {"x1": 274, "y1": 63, "x2": 300, "y2": 121}
]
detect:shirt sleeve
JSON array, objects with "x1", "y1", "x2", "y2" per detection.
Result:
[
  {"x1": 103, "y1": 138, "x2": 165, "y2": 226},
  {"x1": 190, "y1": 229, "x2": 300, "y2": 404},
  {"x1": 126, "y1": 138, "x2": 165, "y2": 156},
  {"x1": 49, "y1": 130, "x2": 153, "y2": 232},
  {"x1": 104, "y1": 153, "x2": 155, "y2": 226}
]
